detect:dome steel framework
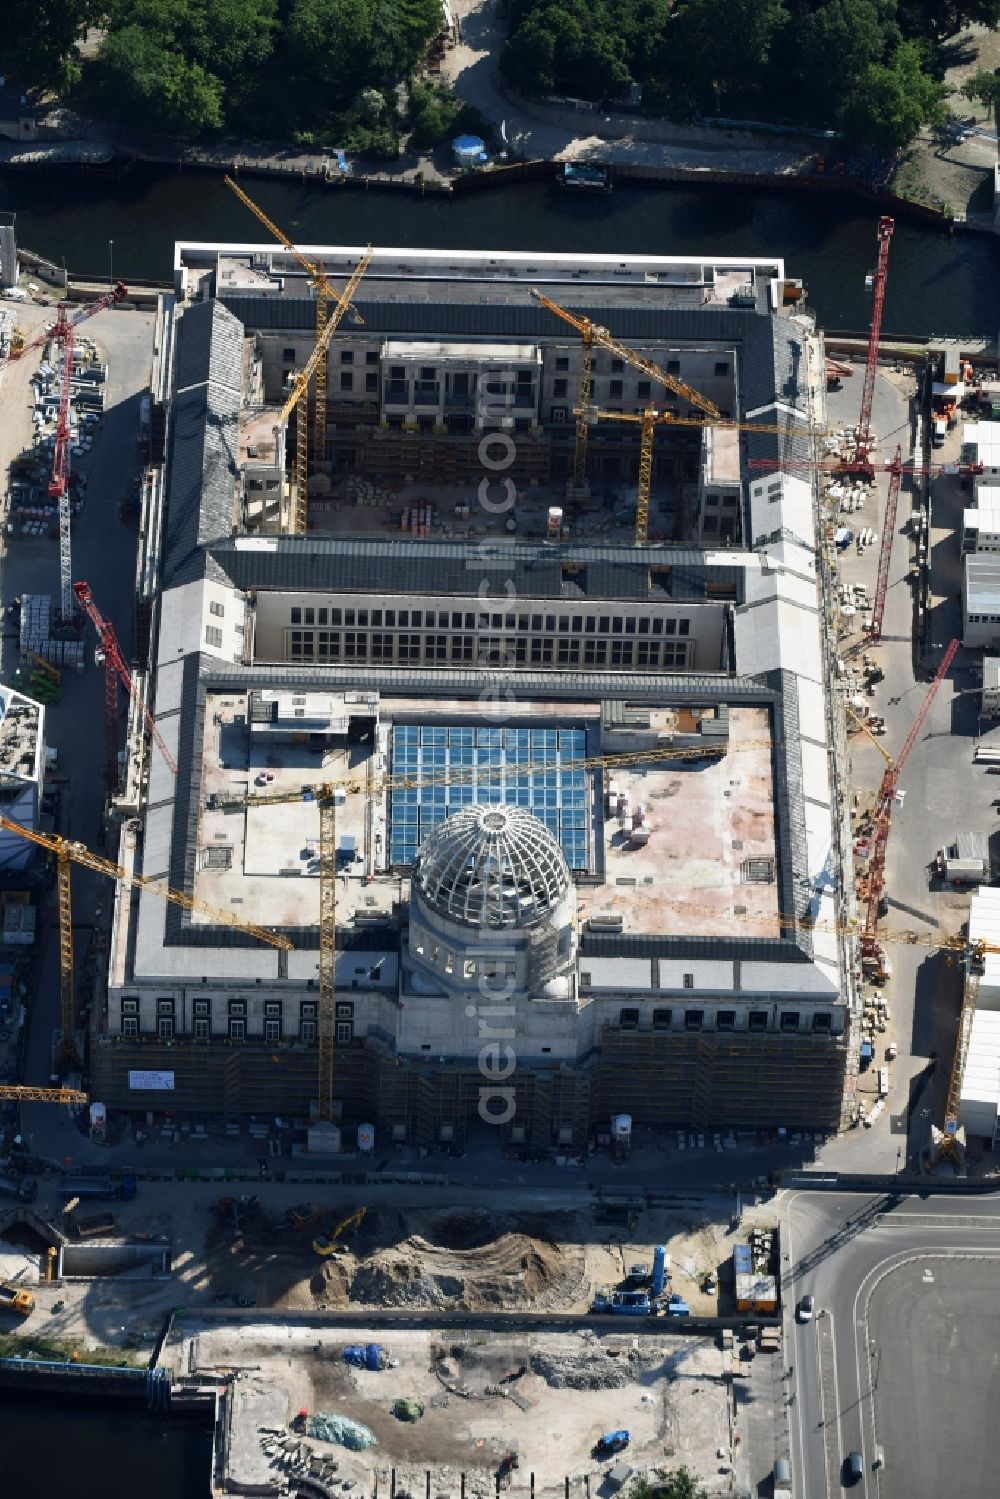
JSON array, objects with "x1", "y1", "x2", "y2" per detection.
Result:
[{"x1": 414, "y1": 804, "x2": 571, "y2": 929}]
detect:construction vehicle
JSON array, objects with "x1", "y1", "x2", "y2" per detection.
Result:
[
  {"x1": 529, "y1": 287, "x2": 720, "y2": 491},
  {"x1": 285, "y1": 1201, "x2": 320, "y2": 1231},
  {"x1": 0, "y1": 1282, "x2": 34, "y2": 1318},
  {"x1": 270, "y1": 250, "x2": 372, "y2": 532},
  {"x1": 224, "y1": 175, "x2": 368, "y2": 531},
  {"x1": 74, "y1": 580, "x2": 177, "y2": 792},
  {"x1": 312, "y1": 1205, "x2": 367, "y2": 1256},
  {"x1": 594, "y1": 1432, "x2": 630, "y2": 1458},
  {"x1": 66, "y1": 1211, "x2": 116, "y2": 1240}
]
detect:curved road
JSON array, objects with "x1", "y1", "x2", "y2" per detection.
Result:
[{"x1": 782, "y1": 1189, "x2": 1000, "y2": 1498}]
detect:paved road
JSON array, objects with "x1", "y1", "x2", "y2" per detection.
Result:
[
  {"x1": 0, "y1": 304, "x2": 154, "y2": 1150},
  {"x1": 782, "y1": 1188, "x2": 1000, "y2": 1498}
]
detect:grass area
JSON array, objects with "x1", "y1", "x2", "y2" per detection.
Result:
[{"x1": 0, "y1": 1332, "x2": 137, "y2": 1367}]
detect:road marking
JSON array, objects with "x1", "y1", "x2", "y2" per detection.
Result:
[{"x1": 922, "y1": 1268, "x2": 934, "y2": 1283}]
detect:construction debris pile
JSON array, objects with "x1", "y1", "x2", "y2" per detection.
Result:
[
  {"x1": 306, "y1": 1412, "x2": 377, "y2": 1451},
  {"x1": 529, "y1": 1349, "x2": 642, "y2": 1391}
]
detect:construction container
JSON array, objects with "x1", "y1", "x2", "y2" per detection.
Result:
[
  {"x1": 652, "y1": 1245, "x2": 668, "y2": 1296},
  {"x1": 733, "y1": 1243, "x2": 752, "y2": 1276},
  {"x1": 547, "y1": 506, "x2": 563, "y2": 537}
]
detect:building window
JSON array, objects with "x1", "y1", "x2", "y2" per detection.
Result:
[
  {"x1": 300, "y1": 1019, "x2": 316, "y2": 1043},
  {"x1": 336, "y1": 1021, "x2": 353, "y2": 1044},
  {"x1": 717, "y1": 1010, "x2": 736, "y2": 1031},
  {"x1": 291, "y1": 607, "x2": 301, "y2": 625},
  {"x1": 683, "y1": 973, "x2": 694, "y2": 989},
  {"x1": 122, "y1": 1017, "x2": 138, "y2": 1038},
  {"x1": 667, "y1": 359, "x2": 680, "y2": 375},
  {"x1": 609, "y1": 379, "x2": 623, "y2": 400},
  {"x1": 366, "y1": 349, "x2": 378, "y2": 365},
  {"x1": 158, "y1": 1017, "x2": 174, "y2": 1040},
  {"x1": 193, "y1": 999, "x2": 209, "y2": 1016},
  {"x1": 637, "y1": 381, "x2": 651, "y2": 399},
  {"x1": 157, "y1": 999, "x2": 174, "y2": 1015},
  {"x1": 122, "y1": 998, "x2": 138, "y2": 1014},
  {"x1": 619, "y1": 1007, "x2": 640, "y2": 1029},
  {"x1": 340, "y1": 371, "x2": 353, "y2": 392},
  {"x1": 265, "y1": 1001, "x2": 282, "y2": 1018},
  {"x1": 553, "y1": 379, "x2": 568, "y2": 398},
  {"x1": 264, "y1": 1019, "x2": 281, "y2": 1043},
  {"x1": 205, "y1": 625, "x2": 223, "y2": 648},
  {"x1": 366, "y1": 372, "x2": 377, "y2": 393},
  {"x1": 714, "y1": 361, "x2": 729, "y2": 377},
  {"x1": 684, "y1": 1009, "x2": 704, "y2": 1031},
  {"x1": 229, "y1": 1000, "x2": 246, "y2": 1016},
  {"x1": 229, "y1": 1018, "x2": 245, "y2": 1041},
  {"x1": 194, "y1": 1018, "x2": 209, "y2": 1041},
  {"x1": 282, "y1": 347, "x2": 295, "y2": 361},
  {"x1": 341, "y1": 349, "x2": 353, "y2": 364},
  {"x1": 749, "y1": 1010, "x2": 768, "y2": 1031},
  {"x1": 653, "y1": 1008, "x2": 672, "y2": 1029},
  {"x1": 812, "y1": 1012, "x2": 832, "y2": 1032},
  {"x1": 780, "y1": 1011, "x2": 801, "y2": 1032},
  {"x1": 555, "y1": 356, "x2": 569, "y2": 371},
  {"x1": 209, "y1": 600, "x2": 225, "y2": 618}
]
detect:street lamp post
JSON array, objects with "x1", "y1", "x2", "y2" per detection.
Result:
[{"x1": 108, "y1": 239, "x2": 114, "y2": 288}]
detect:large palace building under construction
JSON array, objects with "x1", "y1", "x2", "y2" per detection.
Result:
[{"x1": 90, "y1": 240, "x2": 859, "y2": 1149}]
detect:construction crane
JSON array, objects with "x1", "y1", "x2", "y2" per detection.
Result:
[
  {"x1": 0, "y1": 815, "x2": 292, "y2": 1072},
  {"x1": 236, "y1": 781, "x2": 340, "y2": 1120},
  {"x1": 575, "y1": 403, "x2": 841, "y2": 545},
  {"x1": 28, "y1": 284, "x2": 130, "y2": 621},
  {"x1": 859, "y1": 637, "x2": 958, "y2": 978},
  {"x1": 935, "y1": 963, "x2": 979, "y2": 1167},
  {"x1": 274, "y1": 246, "x2": 372, "y2": 533},
  {"x1": 868, "y1": 445, "x2": 902, "y2": 643},
  {"x1": 73, "y1": 580, "x2": 177, "y2": 793},
  {"x1": 530, "y1": 287, "x2": 720, "y2": 488},
  {"x1": 845, "y1": 704, "x2": 893, "y2": 764},
  {"x1": 0, "y1": 1086, "x2": 87, "y2": 1104},
  {"x1": 224, "y1": 175, "x2": 365, "y2": 516},
  {"x1": 852, "y1": 216, "x2": 894, "y2": 473}
]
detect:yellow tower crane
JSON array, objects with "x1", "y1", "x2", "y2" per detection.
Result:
[
  {"x1": 224, "y1": 174, "x2": 367, "y2": 526},
  {"x1": 529, "y1": 287, "x2": 721, "y2": 489},
  {"x1": 274, "y1": 247, "x2": 372, "y2": 532},
  {"x1": 0, "y1": 817, "x2": 292, "y2": 1071}
]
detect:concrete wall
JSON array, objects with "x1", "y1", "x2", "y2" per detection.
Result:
[
  {"x1": 251, "y1": 589, "x2": 724, "y2": 673},
  {"x1": 59, "y1": 1243, "x2": 170, "y2": 1277}
]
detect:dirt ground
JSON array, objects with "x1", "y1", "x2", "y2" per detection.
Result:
[
  {"x1": 181, "y1": 1321, "x2": 736, "y2": 1497},
  {"x1": 890, "y1": 23, "x2": 1000, "y2": 219},
  {"x1": 192, "y1": 1200, "x2": 763, "y2": 1319}
]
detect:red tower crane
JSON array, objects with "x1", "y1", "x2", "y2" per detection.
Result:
[
  {"x1": 861, "y1": 637, "x2": 958, "y2": 972},
  {"x1": 852, "y1": 217, "x2": 894, "y2": 473},
  {"x1": 867, "y1": 444, "x2": 902, "y2": 644},
  {"x1": 73, "y1": 580, "x2": 178, "y2": 793},
  {"x1": 50, "y1": 283, "x2": 129, "y2": 620}
]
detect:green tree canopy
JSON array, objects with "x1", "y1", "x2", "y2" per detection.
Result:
[
  {"x1": 4, "y1": 0, "x2": 100, "y2": 92},
  {"x1": 838, "y1": 39, "x2": 946, "y2": 149}
]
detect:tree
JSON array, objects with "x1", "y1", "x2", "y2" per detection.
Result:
[
  {"x1": 5, "y1": 0, "x2": 100, "y2": 93},
  {"x1": 94, "y1": 25, "x2": 224, "y2": 135},
  {"x1": 790, "y1": 0, "x2": 895, "y2": 123},
  {"x1": 961, "y1": 68, "x2": 1000, "y2": 114},
  {"x1": 630, "y1": 1470, "x2": 708, "y2": 1499},
  {"x1": 668, "y1": 0, "x2": 789, "y2": 113},
  {"x1": 839, "y1": 39, "x2": 946, "y2": 150}
]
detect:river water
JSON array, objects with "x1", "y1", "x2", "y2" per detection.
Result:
[
  {"x1": 0, "y1": 1391, "x2": 213, "y2": 1498},
  {"x1": 1, "y1": 166, "x2": 998, "y2": 337}
]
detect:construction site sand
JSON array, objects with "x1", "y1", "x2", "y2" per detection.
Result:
[{"x1": 188, "y1": 1322, "x2": 732, "y2": 1496}]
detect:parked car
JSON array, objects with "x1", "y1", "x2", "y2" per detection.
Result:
[{"x1": 797, "y1": 1294, "x2": 815, "y2": 1323}]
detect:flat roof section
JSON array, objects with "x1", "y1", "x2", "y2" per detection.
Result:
[
  {"x1": 195, "y1": 693, "x2": 394, "y2": 934},
  {"x1": 578, "y1": 706, "x2": 779, "y2": 939}
]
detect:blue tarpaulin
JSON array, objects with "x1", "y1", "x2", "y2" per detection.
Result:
[{"x1": 343, "y1": 1343, "x2": 385, "y2": 1370}]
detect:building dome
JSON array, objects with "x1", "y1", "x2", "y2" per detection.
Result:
[{"x1": 413, "y1": 804, "x2": 571, "y2": 929}]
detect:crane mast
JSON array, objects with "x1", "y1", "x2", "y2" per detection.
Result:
[
  {"x1": 853, "y1": 216, "x2": 894, "y2": 472},
  {"x1": 868, "y1": 445, "x2": 902, "y2": 643},
  {"x1": 74, "y1": 580, "x2": 178, "y2": 792}
]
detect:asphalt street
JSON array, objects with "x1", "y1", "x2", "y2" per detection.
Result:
[
  {"x1": 782, "y1": 1188, "x2": 1000, "y2": 1499},
  {"x1": 0, "y1": 303, "x2": 154, "y2": 1146}
]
